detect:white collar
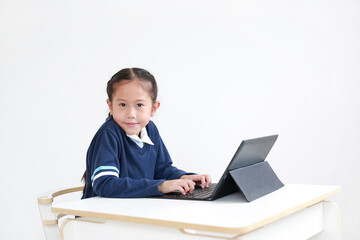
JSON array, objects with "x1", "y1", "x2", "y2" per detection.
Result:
[{"x1": 126, "y1": 127, "x2": 154, "y2": 148}]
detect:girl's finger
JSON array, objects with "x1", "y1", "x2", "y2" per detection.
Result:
[
  {"x1": 205, "y1": 175, "x2": 212, "y2": 187},
  {"x1": 177, "y1": 186, "x2": 186, "y2": 195},
  {"x1": 189, "y1": 180, "x2": 195, "y2": 193},
  {"x1": 182, "y1": 181, "x2": 190, "y2": 193},
  {"x1": 201, "y1": 175, "x2": 206, "y2": 188}
]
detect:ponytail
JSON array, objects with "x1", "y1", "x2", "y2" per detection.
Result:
[{"x1": 81, "y1": 171, "x2": 86, "y2": 195}]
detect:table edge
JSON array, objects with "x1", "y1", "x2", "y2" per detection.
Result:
[{"x1": 52, "y1": 186, "x2": 341, "y2": 234}]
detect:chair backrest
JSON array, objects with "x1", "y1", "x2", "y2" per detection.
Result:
[{"x1": 37, "y1": 186, "x2": 84, "y2": 240}]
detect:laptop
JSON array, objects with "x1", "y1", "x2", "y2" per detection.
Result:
[{"x1": 156, "y1": 135, "x2": 280, "y2": 201}]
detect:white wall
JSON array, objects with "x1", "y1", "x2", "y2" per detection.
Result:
[{"x1": 1, "y1": 0, "x2": 359, "y2": 239}]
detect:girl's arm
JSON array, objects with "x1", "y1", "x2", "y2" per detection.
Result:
[
  {"x1": 153, "y1": 136, "x2": 190, "y2": 180},
  {"x1": 152, "y1": 125, "x2": 212, "y2": 189},
  {"x1": 93, "y1": 175, "x2": 165, "y2": 198}
]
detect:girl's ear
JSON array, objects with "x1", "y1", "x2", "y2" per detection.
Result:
[
  {"x1": 151, "y1": 101, "x2": 160, "y2": 117},
  {"x1": 106, "y1": 99, "x2": 113, "y2": 115}
]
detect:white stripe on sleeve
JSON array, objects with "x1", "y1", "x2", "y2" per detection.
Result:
[{"x1": 92, "y1": 171, "x2": 119, "y2": 186}]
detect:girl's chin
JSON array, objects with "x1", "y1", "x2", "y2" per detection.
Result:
[
  {"x1": 127, "y1": 132, "x2": 140, "y2": 136},
  {"x1": 123, "y1": 128, "x2": 141, "y2": 136}
]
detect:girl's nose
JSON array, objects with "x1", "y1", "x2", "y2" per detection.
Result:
[{"x1": 127, "y1": 107, "x2": 136, "y2": 118}]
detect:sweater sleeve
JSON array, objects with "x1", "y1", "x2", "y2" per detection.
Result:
[
  {"x1": 90, "y1": 129, "x2": 165, "y2": 198},
  {"x1": 153, "y1": 131, "x2": 189, "y2": 180}
]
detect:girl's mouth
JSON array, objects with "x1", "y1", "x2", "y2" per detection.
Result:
[{"x1": 125, "y1": 123, "x2": 137, "y2": 127}]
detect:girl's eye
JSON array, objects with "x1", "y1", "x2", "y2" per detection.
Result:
[
  {"x1": 120, "y1": 103, "x2": 126, "y2": 107},
  {"x1": 137, "y1": 103, "x2": 144, "y2": 107}
]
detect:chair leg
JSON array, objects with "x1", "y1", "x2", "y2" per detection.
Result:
[{"x1": 38, "y1": 202, "x2": 60, "y2": 240}]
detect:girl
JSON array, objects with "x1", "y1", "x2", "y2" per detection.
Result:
[{"x1": 82, "y1": 68, "x2": 211, "y2": 199}]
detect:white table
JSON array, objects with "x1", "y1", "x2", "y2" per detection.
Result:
[{"x1": 52, "y1": 184, "x2": 341, "y2": 240}]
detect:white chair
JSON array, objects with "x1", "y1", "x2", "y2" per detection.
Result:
[{"x1": 38, "y1": 186, "x2": 84, "y2": 240}]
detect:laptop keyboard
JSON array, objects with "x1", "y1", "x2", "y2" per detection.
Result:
[{"x1": 162, "y1": 183, "x2": 217, "y2": 199}]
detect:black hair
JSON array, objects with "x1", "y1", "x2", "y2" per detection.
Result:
[
  {"x1": 107, "y1": 67, "x2": 158, "y2": 103},
  {"x1": 81, "y1": 68, "x2": 158, "y2": 195}
]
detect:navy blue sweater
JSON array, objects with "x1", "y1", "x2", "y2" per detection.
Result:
[{"x1": 82, "y1": 116, "x2": 189, "y2": 199}]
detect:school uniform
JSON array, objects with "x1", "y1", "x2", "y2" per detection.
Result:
[{"x1": 82, "y1": 116, "x2": 190, "y2": 199}]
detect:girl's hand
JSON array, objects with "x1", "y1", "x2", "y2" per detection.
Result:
[
  {"x1": 158, "y1": 179, "x2": 196, "y2": 195},
  {"x1": 180, "y1": 174, "x2": 212, "y2": 188}
]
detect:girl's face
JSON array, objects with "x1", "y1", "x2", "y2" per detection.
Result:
[{"x1": 107, "y1": 80, "x2": 160, "y2": 136}]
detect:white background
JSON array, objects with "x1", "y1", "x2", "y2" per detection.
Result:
[{"x1": 1, "y1": 0, "x2": 359, "y2": 239}]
